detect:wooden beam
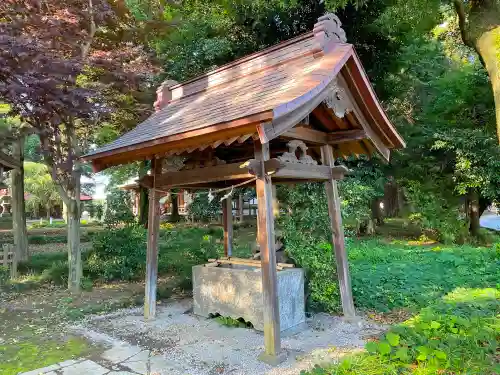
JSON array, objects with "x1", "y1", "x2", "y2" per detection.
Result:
[
  {"x1": 144, "y1": 157, "x2": 163, "y2": 320},
  {"x1": 254, "y1": 140, "x2": 284, "y2": 364},
  {"x1": 264, "y1": 159, "x2": 332, "y2": 180},
  {"x1": 223, "y1": 197, "x2": 233, "y2": 257},
  {"x1": 321, "y1": 145, "x2": 356, "y2": 319},
  {"x1": 140, "y1": 162, "x2": 253, "y2": 189},
  {"x1": 248, "y1": 158, "x2": 348, "y2": 181},
  {"x1": 327, "y1": 129, "x2": 366, "y2": 144},
  {"x1": 238, "y1": 194, "x2": 244, "y2": 222},
  {"x1": 280, "y1": 127, "x2": 328, "y2": 145},
  {"x1": 224, "y1": 136, "x2": 239, "y2": 146}
]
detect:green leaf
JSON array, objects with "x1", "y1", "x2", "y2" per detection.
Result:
[
  {"x1": 416, "y1": 353, "x2": 428, "y2": 361},
  {"x1": 365, "y1": 341, "x2": 378, "y2": 354},
  {"x1": 417, "y1": 346, "x2": 430, "y2": 354},
  {"x1": 378, "y1": 342, "x2": 392, "y2": 355},
  {"x1": 395, "y1": 347, "x2": 410, "y2": 362},
  {"x1": 433, "y1": 350, "x2": 447, "y2": 360},
  {"x1": 430, "y1": 321, "x2": 441, "y2": 329},
  {"x1": 386, "y1": 332, "x2": 400, "y2": 346}
]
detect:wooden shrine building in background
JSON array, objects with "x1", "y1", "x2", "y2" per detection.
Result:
[{"x1": 83, "y1": 13, "x2": 405, "y2": 364}]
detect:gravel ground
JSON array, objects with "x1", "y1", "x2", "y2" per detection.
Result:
[{"x1": 69, "y1": 298, "x2": 386, "y2": 375}]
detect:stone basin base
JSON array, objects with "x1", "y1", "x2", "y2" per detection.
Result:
[{"x1": 192, "y1": 264, "x2": 305, "y2": 332}]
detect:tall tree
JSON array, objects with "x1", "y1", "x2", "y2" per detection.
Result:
[
  {"x1": 325, "y1": 0, "x2": 500, "y2": 142},
  {"x1": 24, "y1": 162, "x2": 62, "y2": 219},
  {"x1": 0, "y1": 0, "x2": 158, "y2": 291},
  {"x1": 11, "y1": 137, "x2": 28, "y2": 261}
]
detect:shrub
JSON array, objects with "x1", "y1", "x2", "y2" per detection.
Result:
[
  {"x1": 27, "y1": 234, "x2": 68, "y2": 244},
  {"x1": 40, "y1": 260, "x2": 68, "y2": 285},
  {"x1": 18, "y1": 252, "x2": 67, "y2": 274},
  {"x1": 85, "y1": 225, "x2": 147, "y2": 281},
  {"x1": 104, "y1": 188, "x2": 135, "y2": 227},
  {"x1": 278, "y1": 183, "x2": 341, "y2": 312},
  {"x1": 404, "y1": 181, "x2": 469, "y2": 243},
  {"x1": 187, "y1": 192, "x2": 221, "y2": 222},
  {"x1": 158, "y1": 227, "x2": 222, "y2": 285},
  {"x1": 0, "y1": 266, "x2": 10, "y2": 285}
]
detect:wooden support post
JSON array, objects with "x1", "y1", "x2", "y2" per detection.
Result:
[
  {"x1": 238, "y1": 194, "x2": 244, "y2": 223},
  {"x1": 254, "y1": 140, "x2": 285, "y2": 364},
  {"x1": 321, "y1": 145, "x2": 356, "y2": 319},
  {"x1": 223, "y1": 197, "x2": 233, "y2": 257},
  {"x1": 272, "y1": 185, "x2": 279, "y2": 218},
  {"x1": 144, "y1": 158, "x2": 163, "y2": 320}
]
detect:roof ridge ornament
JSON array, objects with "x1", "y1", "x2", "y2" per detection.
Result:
[
  {"x1": 154, "y1": 79, "x2": 179, "y2": 112},
  {"x1": 313, "y1": 13, "x2": 347, "y2": 52}
]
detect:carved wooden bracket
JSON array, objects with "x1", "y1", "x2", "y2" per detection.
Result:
[
  {"x1": 182, "y1": 156, "x2": 226, "y2": 170},
  {"x1": 278, "y1": 140, "x2": 318, "y2": 165},
  {"x1": 163, "y1": 156, "x2": 185, "y2": 172},
  {"x1": 324, "y1": 80, "x2": 352, "y2": 118}
]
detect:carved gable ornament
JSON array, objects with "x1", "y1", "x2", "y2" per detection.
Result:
[
  {"x1": 278, "y1": 140, "x2": 318, "y2": 165},
  {"x1": 324, "y1": 80, "x2": 352, "y2": 118}
]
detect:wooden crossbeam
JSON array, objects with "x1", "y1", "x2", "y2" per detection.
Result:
[
  {"x1": 281, "y1": 127, "x2": 328, "y2": 144},
  {"x1": 248, "y1": 158, "x2": 348, "y2": 181},
  {"x1": 265, "y1": 159, "x2": 332, "y2": 180},
  {"x1": 140, "y1": 161, "x2": 253, "y2": 189},
  {"x1": 327, "y1": 129, "x2": 366, "y2": 144},
  {"x1": 281, "y1": 127, "x2": 367, "y2": 146}
]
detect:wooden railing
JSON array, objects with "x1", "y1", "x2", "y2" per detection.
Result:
[{"x1": 1, "y1": 244, "x2": 17, "y2": 278}]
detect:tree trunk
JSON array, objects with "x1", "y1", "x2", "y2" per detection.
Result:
[
  {"x1": 468, "y1": 190, "x2": 480, "y2": 237},
  {"x1": 67, "y1": 198, "x2": 81, "y2": 292},
  {"x1": 371, "y1": 198, "x2": 384, "y2": 225},
  {"x1": 478, "y1": 196, "x2": 491, "y2": 218},
  {"x1": 170, "y1": 189, "x2": 180, "y2": 222},
  {"x1": 11, "y1": 137, "x2": 28, "y2": 261},
  {"x1": 467, "y1": 0, "x2": 500, "y2": 142},
  {"x1": 476, "y1": 27, "x2": 500, "y2": 142},
  {"x1": 138, "y1": 160, "x2": 149, "y2": 227},
  {"x1": 66, "y1": 126, "x2": 82, "y2": 292},
  {"x1": 46, "y1": 204, "x2": 51, "y2": 220}
]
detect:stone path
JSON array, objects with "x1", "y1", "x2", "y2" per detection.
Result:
[{"x1": 20, "y1": 299, "x2": 385, "y2": 375}]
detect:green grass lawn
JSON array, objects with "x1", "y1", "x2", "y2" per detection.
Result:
[
  {"x1": 348, "y1": 238, "x2": 499, "y2": 312},
  {"x1": 3, "y1": 225, "x2": 498, "y2": 375},
  {"x1": 303, "y1": 238, "x2": 500, "y2": 375}
]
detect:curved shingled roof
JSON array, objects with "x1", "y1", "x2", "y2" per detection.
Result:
[{"x1": 84, "y1": 14, "x2": 404, "y2": 171}]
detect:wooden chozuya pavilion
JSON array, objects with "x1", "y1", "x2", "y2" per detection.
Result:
[{"x1": 83, "y1": 13, "x2": 405, "y2": 364}]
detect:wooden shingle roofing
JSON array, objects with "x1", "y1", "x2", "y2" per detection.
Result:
[{"x1": 84, "y1": 14, "x2": 404, "y2": 171}]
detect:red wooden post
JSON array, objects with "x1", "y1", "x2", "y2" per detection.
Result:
[
  {"x1": 223, "y1": 197, "x2": 233, "y2": 257},
  {"x1": 144, "y1": 158, "x2": 163, "y2": 320},
  {"x1": 321, "y1": 145, "x2": 356, "y2": 319},
  {"x1": 254, "y1": 140, "x2": 285, "y2": 364}
]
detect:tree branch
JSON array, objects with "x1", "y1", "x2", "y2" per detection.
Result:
[
  {"x1": 453, "y1": 0, "x2": 472, "y2": 47},
  {"x1": 81, "y1": 0, "x2": 96, "y2": 59},
  {"x1": 39, "y1": 134, "x2": 71, "y2": 205},
  {"x1": 453, "y1": 0, "x2": 486, "y2": 67}
]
